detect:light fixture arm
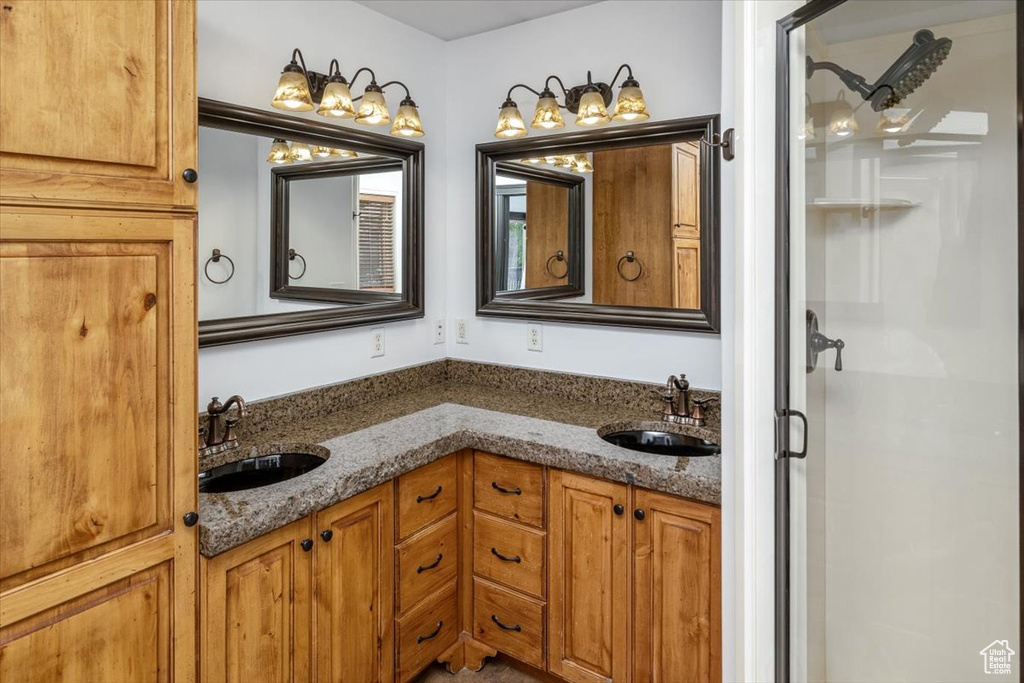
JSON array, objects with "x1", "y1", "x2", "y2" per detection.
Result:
[
  {"x1": 608, "y1": 63, "x2": 635, "y2": 87},
  {"x1": 290, "y1": 48, "x2": 309, "y2": 76},
  {"x1": 379, "y1": 80, "x2": 413, "y2": 100},
  {"x1": 327, "y1": 58, "x2": 344, "y2": 79},
  {"x1": 505, "y1": 83, "x2": 544, "y2": 102},
  {"x1": 347, "y1": 66, "x2": 379, "y2": 90}
]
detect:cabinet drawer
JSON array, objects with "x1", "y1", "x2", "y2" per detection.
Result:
[
  {"x1": 397, "y1": 455, "x2": 458, "y2": 540},
  {"x1": 397, "y1": 581, "x2": 459, "y2": 683},
  {"x1": 473, "y1": 452, "x2": 545, "y2": 528},
  {"x1": 472, "y1": 578, "x2": 545, "y2": 669},
  {"x1": 397, "y1": 513, "x2": 458, "y2": 615},
  {"x1": 473, "y1": 511, "x2": 545, "y2": 599}
]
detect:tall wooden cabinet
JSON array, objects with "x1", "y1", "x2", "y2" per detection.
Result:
[{"x1": 0, "y1": 2, "x2": 198, "y2": 681}]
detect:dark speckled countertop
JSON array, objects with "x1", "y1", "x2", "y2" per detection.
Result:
[{"x1": 198, "y1": 364, "x2": 722, "y2": 557}]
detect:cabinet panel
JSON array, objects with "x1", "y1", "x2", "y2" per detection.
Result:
[
  {"x1": 524, "y1": 181, "x2": 570, "y2": 289},
  {"x1": 0, "y1": 560, "x2": 171, "y2": 683},
  {"x1": 314, "y1": 483, "x2": 394, "y2": 683},
  {"x1": 633, "y1": 489, "x2": 721, "y2": 683},
  {"x1": 474, "y1": 451, "x2": 545, "y2": 528},
  {"x1": 673, "y1": 239, "x2": 701, "y2": 310},
  {"x1": 671, "y1": 142, "x2": 700, "y2": 240},
  {"x1": 547, "y1": 470, "x2": 629, "y2": 683},
  {"x1": 396, "y1": 454, "x2": 457, "y2": 540},
  {"x1": 472, "y1": 577, "x2": 545, "y2": 669},
  {"x1": 396, "y1": 513, "x2": 458, "y2": 616},
  {"x1": 0, "y1": 0, "x2": 196, "y2": 210},
  {"x1": 396, "y1": 581, "x2": 459, "y2": 683},
  {"x1": 202, "y1": 518, "x2": 313, "y2": 683},
  {"x1": 473, "y1": 510, "x2": 546, "y2": 599}
]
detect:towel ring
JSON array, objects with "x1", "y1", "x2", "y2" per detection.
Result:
[
  {"x1": 204, "y1": 248, "x2": 235, "y2": 284},
  {"x1": 545, "y1": 250, "x2": 569, "y2": 279},
  {"x1": 616, "y1": 251, "x2": 644, "y2": 282},
  {"x1": 288, "y1": 249, "x2": 307, "y2": 280}
]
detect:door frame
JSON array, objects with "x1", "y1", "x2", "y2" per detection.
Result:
[{"x1": 773, "y1": 2, "x2": 1024, "y2": 682}]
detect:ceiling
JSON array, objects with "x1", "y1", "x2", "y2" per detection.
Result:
[{"x1": 353, "y1": 0, "x2": 601, "y2": 41}]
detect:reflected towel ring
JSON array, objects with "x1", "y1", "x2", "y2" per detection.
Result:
[
  {"x1": 616, "y1": 250, "x2": 644, "y2": 282},
  {"x1": 204, "y1": 248, "x2": 235, "y2": 284},
  {"x1": 288, "y1": 249, "x2": 307, "y2": 280},
  {"x1": 699, "y1": 127, "x2": 735, "y2": 161},
  {"x1": 545, "y1": 250, "x2": 569, "y2": 279}
]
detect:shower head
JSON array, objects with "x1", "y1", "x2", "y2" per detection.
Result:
[{"x1": 806, "y1": 29, "x2": 953, "y2": 112}]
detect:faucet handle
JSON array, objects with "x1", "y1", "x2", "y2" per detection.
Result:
[
  {"x1": 693, "y1": 396, "x2": 718, "y2": 407},
  {"x1": 207, "y1": 396, "x2": 223, "y2": 414}
]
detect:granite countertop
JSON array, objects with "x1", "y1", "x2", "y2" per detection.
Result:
[{"x1": 198, "y1": 383, "x2": 722, "y2": 557}]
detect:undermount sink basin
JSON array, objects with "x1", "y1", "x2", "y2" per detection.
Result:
[
  {"x1": 601, "y1": 430, "x2": 721, "y2": 458},
  {"x1": 199, "y1": 452, "x2": 326, "y2": 493}
]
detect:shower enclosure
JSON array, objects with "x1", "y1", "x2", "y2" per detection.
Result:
[{"x1": 775, "y1": 1, "x2": 1021, "y2": 681}]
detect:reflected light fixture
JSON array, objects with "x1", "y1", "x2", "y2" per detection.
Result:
[
  {"x1": 876, "y1": 108, "x2": 910, "y2": 134},
  {"x1": 829, "y1": 91, "x2": 859, "y2": 137},
  {"x1": 289, "y1": 142, "x2": 313, "y2": 162},
  {"x1": 797, "y1": 94, "x2": 815, "y2": 141},
  {"x1": 267, "y1": 138, "x2": 291, "y2": 164},
  {"x1": 330, "y1": 148, "x2": 358, "y2": 158},
  {"x1": 495, "y1": 64, "x2": 649, "y2": 139},
  {"x1": 271, "y1": 49, "x2": 425, "y2": 136},
  {"x1": 311, "y1": 145, "x2": 333, "y2": 158}
]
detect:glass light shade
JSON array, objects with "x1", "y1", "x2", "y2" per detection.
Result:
[
  {"x1": 311, "y1": 145, "x2": 333, "y2": 157},
  {"x1": 271, "y1": 70, "x2": 314, "y2": 111},
  {"x1": 573, "y1": 155, "x2": 593, "y2": 173},
  {"x1": 494, "y1": 103, "x2": 528, "y2": 138},
  {"x1": 797, "y1": 116, "x2": 815, "y2": 141},
  {"x1": 267, "y1": 139, "x2": 291, "y2": 164},
  {"x1": 317, "y1": 81, "x2": 356, "y2": 118},
  {"x1": 612, "y1": 85, "x2": 650, "y2": 122},
  {"x1": 289, "y1": 142, "x2": 312, "y2": 162},
  {"x1": 521, "y1": 157, "x2": 544, "y2": 164},
  {"x1": 355, "y1": 89, "x2": 391, "y2": 125},
  {"x1": 876, "y1": 109, "x2": 909, "y2": 134},
  {"x1": 554, "y1": 155, "x2": 573, "y2": 168},
  {"x1": 391, "y1": 102, "x2": 425, "y2": 137},
  {"x1": 544, "y1": 156, "x2": 558, "y2": 164},
  {"x1": 829, "y1": 92, "x2": 858, "y2": 137},
  {"x1": 330, "y1": 148, "x2": 358, "y2": 158},
  {"x1": 575, "y1": 90, "x2": 610, "y2": 126},
  {"x1": 531, "y1": 95, "x2": 565, "y2": 130}
]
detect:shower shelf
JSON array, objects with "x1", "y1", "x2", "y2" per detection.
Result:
[{"x1": 809, "y1": 198, "x2": 920, "y2": 212}]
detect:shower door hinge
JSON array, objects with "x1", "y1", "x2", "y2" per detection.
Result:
[{"x1": 775, "y1": 408, "x2": 808, "y2": 459}]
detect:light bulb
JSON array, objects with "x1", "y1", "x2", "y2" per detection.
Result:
[
  {"x1": 531, "y1": 90, "x2": 565, "y2": 130},
  {"x1": 355, "y1": 85, "x2": 391, "y2": 125},
  {"x1": 612, "y1": 80, "x2": 650, "y2": 122},
  {"x1": 575, "y1": 89, "x2": 610, "y2": 126},
  {"x1": 271, "y1": 66, "x2": 314, "y2": 112},
  {"x1": 317, "y1": 79, "x2": 356, "y2": 118},
  {"x1": 391, "y1": 98, "x2": 424, "y2": 137},
  {"x1": 494, "y1": 99, "x2": 528, "y2": 139}
]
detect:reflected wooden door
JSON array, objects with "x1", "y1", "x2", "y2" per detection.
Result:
[{"x1": 524, "y1": 181, "x2": 570, "y2": 289}]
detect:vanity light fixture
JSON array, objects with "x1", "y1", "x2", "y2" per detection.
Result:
[
  {"x1": 494, "y1": 64, "x2": 649, "y2": 139},
  {"x1": 289, "y1": 142, "x2": 313, "y2": 162},
  {"x1": 797, "y1": 94, "x2": 816, "y2": 141},
  {"x1": 271, "y1": 48, "x2": 425, "y2": 137},
  {"x1": 828, "y1": 90, "x2": 859, "y2": 137},
  {"x1": 876, "y1": 108, "x2": 910, "y2": 134},
  {"x1": 265, "y1": 139, "x2": 359, "y2": 165},
  {"x1": 267, "y1": 138, "x2": 291, "y2": 164}
]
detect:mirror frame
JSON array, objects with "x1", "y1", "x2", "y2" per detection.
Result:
[
  {"x1": 492, "y1": 161, "x2": 585, "y2": 301},
  {"x1": 197, "y1": 98, "x2": 424, "y2": 347},
  {"x1": 476, "y1": 114, "x2": 721, "y2": 333},
  {"x1": 271, "y1": 157, "x2": 406, "y2": 304}
]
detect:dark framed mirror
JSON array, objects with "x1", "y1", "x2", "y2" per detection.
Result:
[
  {"x1": 197, "y1": 98, "x2": 424, "y2": 347},
  {"x1": 492, "y1": 162, "x2": 585, "y2": 301},
  {"x1": 476, "y1": 115, "x2": 721, "y2": 332}
]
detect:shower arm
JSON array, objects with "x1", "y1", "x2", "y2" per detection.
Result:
[{"x1": 805, "y1": 56, "x2": 875, "y2": 102}]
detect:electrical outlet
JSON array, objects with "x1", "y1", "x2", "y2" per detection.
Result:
[
  {"x1": 455, "y1": 318, "x2": 468, "y2": 344},
  {"x1": 433, "y1": 319, "x2": 445, "y2": 344},
  {"x1": 371, "y1": 328, "x2": 385, "y2": 357},
  {"x1": 527, "y1": 323, "x2": 543, "y2": 352}
]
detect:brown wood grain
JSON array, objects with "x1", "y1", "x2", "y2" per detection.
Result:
[
  {"x1": 524, "y1": 181, "x2": 570, "y2": 289},
  {"x1": 673, "y1": 239, "x2": 701, "y2": 310},
  {"x1": 397, "y1": 581, "x2": 459, "y2": 683},
  {"x1": 201, "y1": 517, "x2": 313, "y2": 683},
  {"x1": 397, "y1": 454, "x2": 458, "y2": 541},
  {"x1": 396, "y1": 513, "x2": 459, "y2": 616},
  {"x1": 0, "y1": 0, "x2": 196, "y2": 211},
  {"x1": 314, "y1": 482, "x2": 394, "y2": 683},
  {"x1": 546, "y1": 469, "x2": 630, "y2": 683},
  {"x1": 473, "y1": 452, "x2": 545, "y2": 528},
  {"x1": 473, "y1": 510, "x2": 546, "y2": 600},
  {"x1": 472, "y1": 577, "x2": 545, "y2": 670},
  {"x1": 633, "y1": 488, "x2": 721, "y2": 683}
]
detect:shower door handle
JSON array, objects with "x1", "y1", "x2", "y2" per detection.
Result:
[{"x1": 776, "y1": 408, "x2": 808, "y2": 459}]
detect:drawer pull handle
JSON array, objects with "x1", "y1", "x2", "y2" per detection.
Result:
[
  {"x1": 417, "y1": 553, "x2": 443, "y2": 573},
  {"x1": 491, "y1": 615, "x2": 522, "y2": 632},
  {"x1": 491, "y1": 547, "x2": 522, "y2": 563},
  {"x1": 417, "y1": 620, "x2": 443, "y2": 644},
  {"x1": 491, "y1": 481, "x2": 522, "y2": 495},
  {"x1": 416, "y1": 485, "x2": 442, "y2": 503}
]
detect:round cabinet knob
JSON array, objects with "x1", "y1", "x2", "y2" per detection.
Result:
[
  {"x1": 320, "y1": 529, "x2": 333, "y2": 542},
  {"x1": 613, "y1": 504, "x2": 624, "y2": 516},
  {"x1": 634, "y1": 509, "x2": 646, "y2": 521},
  {"x1": 182, "y1": 168, "x2": 198, "y2": 183},
  {"x1": 300, "y1": 539, "x2": 313, "y2": 552},
  {"x1": 182, "y1": 511, "x2": 199, "y2": 527}
]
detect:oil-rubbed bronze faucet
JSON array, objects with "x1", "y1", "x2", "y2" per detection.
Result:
[
  {"x1": 653, "y1": 374, "x2": 717, "y2": 427},
  {"x1": 200, "y1": 395, "x2": 247, "y2": 457}
]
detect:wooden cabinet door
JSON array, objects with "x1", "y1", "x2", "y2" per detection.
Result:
[
  {"x1": 547, "y1": 470, "x2": 629, "y2": 683},
  {"x1": 671, "y1": 142, "x2": 701, "y2": 240},
  {"x1": 0, "y1": 0, "x2": 196, "y2": 211},
  {"x1": 202, "y1": 518, "x2": 313, "y2": 683},
  {"x1": 313, "y1": 483, "x2": 395, "y2": 683},
  {"x1": 0, "y1": 207, "x2": 197, "y2": 682},
  {"x1": 524, "y1": 181, "x2": 570, "y2": 289},
  {"x1": 633, "y1": 489, "x2": 721, "y2": 683}
]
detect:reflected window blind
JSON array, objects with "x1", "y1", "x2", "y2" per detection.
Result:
[{"x1": 357, "y1": 193, "x2": 396, "y2": 292}]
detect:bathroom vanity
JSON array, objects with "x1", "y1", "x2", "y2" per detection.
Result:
[{"x1": 197, "y1": 362, "x2": 722, "y2": 683}]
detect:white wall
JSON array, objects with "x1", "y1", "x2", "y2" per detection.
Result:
[
  {"x1": 197, "y1": 0, "x2": 448, "y2": 402},
  {"x1": 444, "y1": 0, "x2": 724, "y2": 389}
]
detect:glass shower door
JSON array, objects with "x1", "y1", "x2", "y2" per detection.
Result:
[{"x1": 777, "y1": 2, "x2": 1020, "y2": 681}]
